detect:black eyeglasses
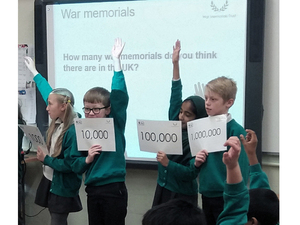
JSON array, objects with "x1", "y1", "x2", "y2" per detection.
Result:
[{"x1": 82, "y1": 106, "x2": 108, "y2": 114}]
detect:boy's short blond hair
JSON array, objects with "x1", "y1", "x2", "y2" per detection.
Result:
[{"x1": 205, "y1": 76, "x2": 237, "y2": 102}]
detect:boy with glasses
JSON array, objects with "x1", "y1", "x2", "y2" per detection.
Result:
[{"x1": 71, "y1": 38, "x2": 129, "y2": 225}]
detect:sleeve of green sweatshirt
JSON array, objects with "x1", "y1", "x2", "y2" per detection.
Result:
[
  {"x1": 167, "y1": 158, "x2": 200, "y2": 181},
  {"x1": 249, "y1": 163, "x2": 271, "y2": 189},
  {"x1": 216, "y1": 181, "x2": 249, "y2": 225},
  {"x1": 33, "y1": 73, "x2": 53, "y2": 105}
]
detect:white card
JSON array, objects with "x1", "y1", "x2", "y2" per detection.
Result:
[
  {"x1": 18, "y1": 124, "x2": 48, "y2": 154},
  {"x1": 137, "y1": 119, "x2": 182, "y2": 155},
  {"x1": 74, "y1": 118, "x2": 116, "y2": 151},
  {"x1": 187, "y1": 114, "x2": 227, "y2": 156}
]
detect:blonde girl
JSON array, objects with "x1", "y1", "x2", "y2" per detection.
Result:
[{"x1": 25, "y1": 57, "x2": 82, "y2": 225}]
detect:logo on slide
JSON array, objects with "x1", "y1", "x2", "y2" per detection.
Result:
[{"x1": 211, "y1": 0, "x2": 229, "y2": 12}]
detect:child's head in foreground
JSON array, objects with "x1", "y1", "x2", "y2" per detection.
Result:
[
  {"x1": 83, "y1": 87, "x2": 111, "y2": 119},
  {"x1": 246, "y1": 188, "x2": 279, "y2": 225},
  {"x1": 142, "y1": 199, "x2": 207, "y2": 225},
  {"x1": 205, "y1": 76, "x2": 237, "y2": 116}
]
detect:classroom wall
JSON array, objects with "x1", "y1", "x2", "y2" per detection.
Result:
[
  {"x1": 260, "y1": 0, "x2": 279, "y2": 194},
  {"x1": 18, "y1": 0, "x2": 279, "y2": 224}
]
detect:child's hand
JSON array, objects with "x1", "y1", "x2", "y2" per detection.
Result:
[
  {"x1": 194, "y1": 149, "x2": 208, "y2": 167},
  {"x1": 223, "y1": 136, "x2": 241, "y2": 169},
  {"x1": 85, "y1": 145, "x2": 102, "y2": 164},
  {"x1": 156, "y1": 151, "x2": 169, "y2": 167},
  {"x1": 24, "y1": 56, "x2": 39, "y2": 76},
  {"x1": 36, "y1": 146, "x2": 46, "y2": 162},
  {"x1": 240, "y1": 129, "x2": 257, "y2": 156},
  {"x1": 111, "y1": 38, "x2": 125, "y2": 60},
  {"x1": 172, "y1": 40, "x2": 181, "y2": 64},
  {"x1": 240, "y1": 129, "x2": 258, "y2": 165},
  {"x1": 194, "y1": 82, "x2": 205, "y2": 99},
  {"x1": 223, "y1": 137, "x2": 243, "y2": 184}
]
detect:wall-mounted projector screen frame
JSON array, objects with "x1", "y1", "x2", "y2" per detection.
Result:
[{"x1": 34, "y1": 0, "x2": 265, "y2": 168}]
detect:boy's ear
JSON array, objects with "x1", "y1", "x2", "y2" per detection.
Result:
[
  {"x1": 105, "y1": 106, "x2": 111, "y2": 116},
  {"x1": 226, "y1": 98, "x2": 234, "y2": 109},
  {"x1": 251, "y1": 217, "x2": 259, "y2": 225}
]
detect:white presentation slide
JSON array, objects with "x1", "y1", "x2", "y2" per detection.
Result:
[{"x1": 46, "y1": 0, "x2": 247, "y2": 161}]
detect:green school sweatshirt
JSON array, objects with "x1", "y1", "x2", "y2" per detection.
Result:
[{"x1": 43, "y1": 124, "x2": 82, "y2": 197}]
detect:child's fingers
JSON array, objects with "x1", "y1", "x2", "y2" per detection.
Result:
[
  {"x1": 224, "y1": 137, "x2": 241, "y2": 155},
  {"x1": 202, "y1": 149, "x2": 209, "y2": 156},
  {"x1": 176, "y1": 39, "x2": 181, "y2": 49},
  {"x1": 224, "y1": 136, "x2": 239, "y2": 147},
  {"x1": 196, "y1": 155, "x2": 207, "y2": 163},
  {"x1": 240, "y1": 134, "x2": 246, "y2": 145},
  {"x1": 222, "y1": 152, "x2": 230, "y2": 164},
  {"x1": 245, "y1": 129, "x2": 255, "y2": 134},
  {"x1": 248, "y1": 129, "x2": 257, "y2": 141}
]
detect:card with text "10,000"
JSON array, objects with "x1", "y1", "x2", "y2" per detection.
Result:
[{"x1": 74, "y1": 118, "x2": 116, "y2": 151}]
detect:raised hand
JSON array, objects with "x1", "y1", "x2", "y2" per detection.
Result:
[
  {"x1": 24, "y1": 56, "x2": 39, "y2": 76},
  {"x1": 172, "y1": 40, "x2": 181, "y2": 80},
  {"x1": 223, "y1": 136, "x2": 242, "y2": 184},
  {"x1": 194, "y1": 82, "x2": 205, "y2": 99},
  {"x1": 240, "y1": 129, "x2": 258, "y2": 165},
  {"x1": 111, "y1": 38, "x2": 125, "y2": 60},
  {"x1": 223, "y1": 136, "x2": 241, "y2": 169},
  {"x1": 172, "y1": 39, "x2": 181, "y2": 64}
]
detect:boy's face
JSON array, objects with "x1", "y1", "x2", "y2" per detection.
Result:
[
  {"x1": 84, "y1": 101, "x2": 110, "y2": 118},
  {"x1": 179, "y1": 101, "x2": 196, "y2": 130},
  {"x1": 204, "y1": 89, "x2": 233, "y2": 116}
]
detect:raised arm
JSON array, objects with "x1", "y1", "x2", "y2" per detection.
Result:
[
  {"x1": 110, "y1": 38, "x2": 128, "y2": 134},
  {"x1": 240, "y1": 129, "x2": 271, "y2": 189},
  {"x1": 24, "y1": 56, "x2": 53, "y2": 104},
  {"x1": 169, "y1": 40, "x2": 183, "y2": 120},
  {"x1": 172, "y1": 39, "x2": 181, "y2": 80},
  {"x1": 216, "y1": 136, "x2": 249, "y2": 225}
]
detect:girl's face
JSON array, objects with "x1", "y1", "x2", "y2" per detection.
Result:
[
  {"x1": 84, "y1": 101, "x2": 111, "y2": 119},
  {"x1": 46, "y1": 94, "x2": 66, "y2": 120},
  {"x1": 179, "y1": 101, "x2": 196, "y2": 130}
]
